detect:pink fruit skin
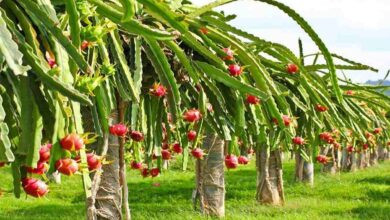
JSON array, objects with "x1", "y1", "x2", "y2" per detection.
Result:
[
  {"x1": 109, "y1": 124, "x2": 128, "y2": 137},
  {"x1": 48, "y1": 59, "x2": 57, "y2": 68},
  {"x1": 273, "y1": 115, "x2": 292, "y2": 127},
  {"x1": 282, "y1": 115, "x2": 292, "y2": 126},
  {"x1": 319, "y1": 132, "x2": 333, "y2": 143},
  {"x1": 22, "y1": 178, "x2": 48, "y2": 197},
  {"x1": 150, "y1": 84, "x2": 167, "y2": 97},
  {"x1": 150, "y1": 168, "x2": 160, "y2": 177},
  {"x1": 130, "y1": 131, "x2": 144, "y2": 142},
  {"x1": 39, "y1": 144, "x2": 52, "y2": 163},
  {"x1": 131, "y1": 161, "x2": 143, "y2": 170},
  {"x1": 246, "y1": 95, "x2": 260, "y2": 105},
  {"x1": 373, "y1": 128, "x2": 382, "y2": 134},
  {"x1": 55, "y1": 158, "x2": 79, "y2": 176},
  {"x1": 228, "y1": 64, "x2": 242, "y2": 77},
  {"x1": 316, "y1": 155, "x2": 328, "y2": 164},
  {"x1": 238, "y1": 156, "x2": 249, "y2": 165},
  {"x1": 183, "y1": 109, "x2": 202, "y2": 123},
  {"x1": 225, "y1": 155, "x2": 238, "y2": 169},
  {"x1": 60, "y1": 134, "x2": 84, "y2": 151},
  {"x1": 141, "y1": 168, "x2": 150, "y2": 177},
  {"x1": 172, "y1": 143, "x2": 183, "y2": 154},
  {"x1": 187, "y1": 130, "x2": 197, "y2": 141},
  {"x1": 315, "y1": 104, "x2": 328, "y2": 112},
  {"x1": 292, "y1": 137, "x2": 305, "y2": 145},
  {"x1": 191, "y1": 148, "x2": 204, "y2": 159},
  {"x1": 345, "y1": 90, "x2": 354, "y2": 95},
  {"x1": 286, "y1": 63, "x2": 299, "y2": 74},
  {"x1": 86, "y1": 153, "x2": 102, "y2": 171},
  {"x1": 26, "y1": 162, "x2": 48, "y2": 175},
  {"x1": 81, "y1": 40, "x2": 90, "y2": 50},
  {"x1": 161, "y1": 150, "x2": 171, "y2": 160},
  {"x1": 222, "y1": 48, "x2": 234, "y2": 60}
]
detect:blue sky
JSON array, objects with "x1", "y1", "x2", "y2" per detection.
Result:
[{"x1": 192, "y1": 0, "x2": 390, "y2": 83}]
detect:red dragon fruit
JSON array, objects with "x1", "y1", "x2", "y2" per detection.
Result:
[
  {"x1": 55, "y1": 158, "x2": 79, "y2": 176},
  {"x1": 315, "y1": 104, "x2": 328, "y2": 112},
  {"x1": 222, "y1": 48, "x2": 234, "y2": 60},
  {"x1": 141, "y1": 168, "x2": 150, "y2": 177},
  {"x1": 60, "y1": 134, "x2": 84, "y2": 152},
  {"x1": 238, "y1": 156, "x2": 249, "y2": 165},
  {"x1": 191, "y1": 148, "x2": 204, "y2": 159},
  {"x1": 86, "y1": 153, "x2": 102, "y2": 171},
  {"x1": 130, "y1": 130, "x2": 144, "y2": 142},
  {"x1": 172, "y1": 143, "x2": 183, "y2": 154},
  {"x1": 187, "y1": 130, "x2": 197, "y2": 142},
  {"x1": 22, "y1": 178, "x2": 48, "y2": 197},
  {"x1": 109, "y1": 124, "x2": 128, "y2": 137},
  {"x1": 292, "y1": 136, "x2": 305, "y2": 145},
  {"x1": 150, "y1": 168, "x2": 160, "y2": 177},
  {"x1": 345, "y1": 90, "x2": 354, "y2": 95},
  {"x1": 161, "y1": 150, "x2": 171, "y2": 160},
  {"x1": 246, "y1": 94, "x2": 260, "y2": 105},
  {"x1": 183, "y1": 109, "x2": 202, "y2": 123},
  {"x1": 286, "y1": 63, "x2": 299, "y2": 74},
  {"x1": 272, "y1": 115, "x2": 292, "y2": 127},
  {"x1": 319, "y1": 132, "x2": 334, "y2": 144},
  {"x1": 225, "y1": 155, "x2": 238, "y2": 169},
  {"x1": 81, "y1": 40, "x2": 91, "y2": 51},
  {"x1": 316, "y1": 155, "x2": 328, "y2": 164},
  {"x1": 228, "y1": 64, "x2": 243, "y2": 77},
  {"x1": 373, "y1": 127, "x2": 382, "y2": 135},
  {"x1": 39, "y1": 143, "x2": 52, "y2": 163},
  {"x1": 150, "y1": 83, "x2": 167, "y2": 97},
  {"x1": 131, "y1": 161, "x2": 143, "y2": 170},
  {"x1": 26, "y1": 162, "x2": 48, "y2": 175}
]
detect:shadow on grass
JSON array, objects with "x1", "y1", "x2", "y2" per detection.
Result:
[
  {"x1": 358, "y1": 176, "x2": 390, "y2": 185},
  {"x1": 70, "y1": 193, "x2": 87, "y2": 204},
  {"x1": 1, "y1": 204, "x2": 84, "y2": 220},
  {"x1": 226, "y1": 169, "x2": 256, "y2": 177},
  {"x1": 366, "y1": 188, "x2": 390, "y2": 202},
  {"x1": 127, "y1": 179, "x2": 194, "y2": 204},
  {"x1": 127, "y1": 168, "x2": 259, "y2": 205},
  {"x1": 351, "y1": 204, "x2": 390, "y2": 220}
]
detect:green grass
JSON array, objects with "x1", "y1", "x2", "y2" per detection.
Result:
[{"x1": 0, "y1": 159, "x2": 389, "y2": 220}]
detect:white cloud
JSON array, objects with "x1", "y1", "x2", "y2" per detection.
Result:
[
  {"x1": 331, "y1": 47, "x2": 390, "y2": 82},
  {"x1": 246, "y1": 28, "x2": 389, "y2": 82},
  {"x1": 191, "y1": 0, "x2": 390, "y2": 82},
  {"x1": 285, "y1": 0, "x2": 390, "y2": 30},
  {"x1": 192, "y1": 0, "x2": 390, "y2": 30}
]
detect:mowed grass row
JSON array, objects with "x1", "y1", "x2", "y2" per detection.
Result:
[{"x1": 0, "y1": 159, "x2": 389, "y2": 220}]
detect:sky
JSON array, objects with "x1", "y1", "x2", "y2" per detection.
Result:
[{"x1": 192, "y1": 0, "x2": 390, "y2": 83}]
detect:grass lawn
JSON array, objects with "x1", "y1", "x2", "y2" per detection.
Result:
[{"x1": 0, "y1": 159, "x2": 389, "y2": 220}]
